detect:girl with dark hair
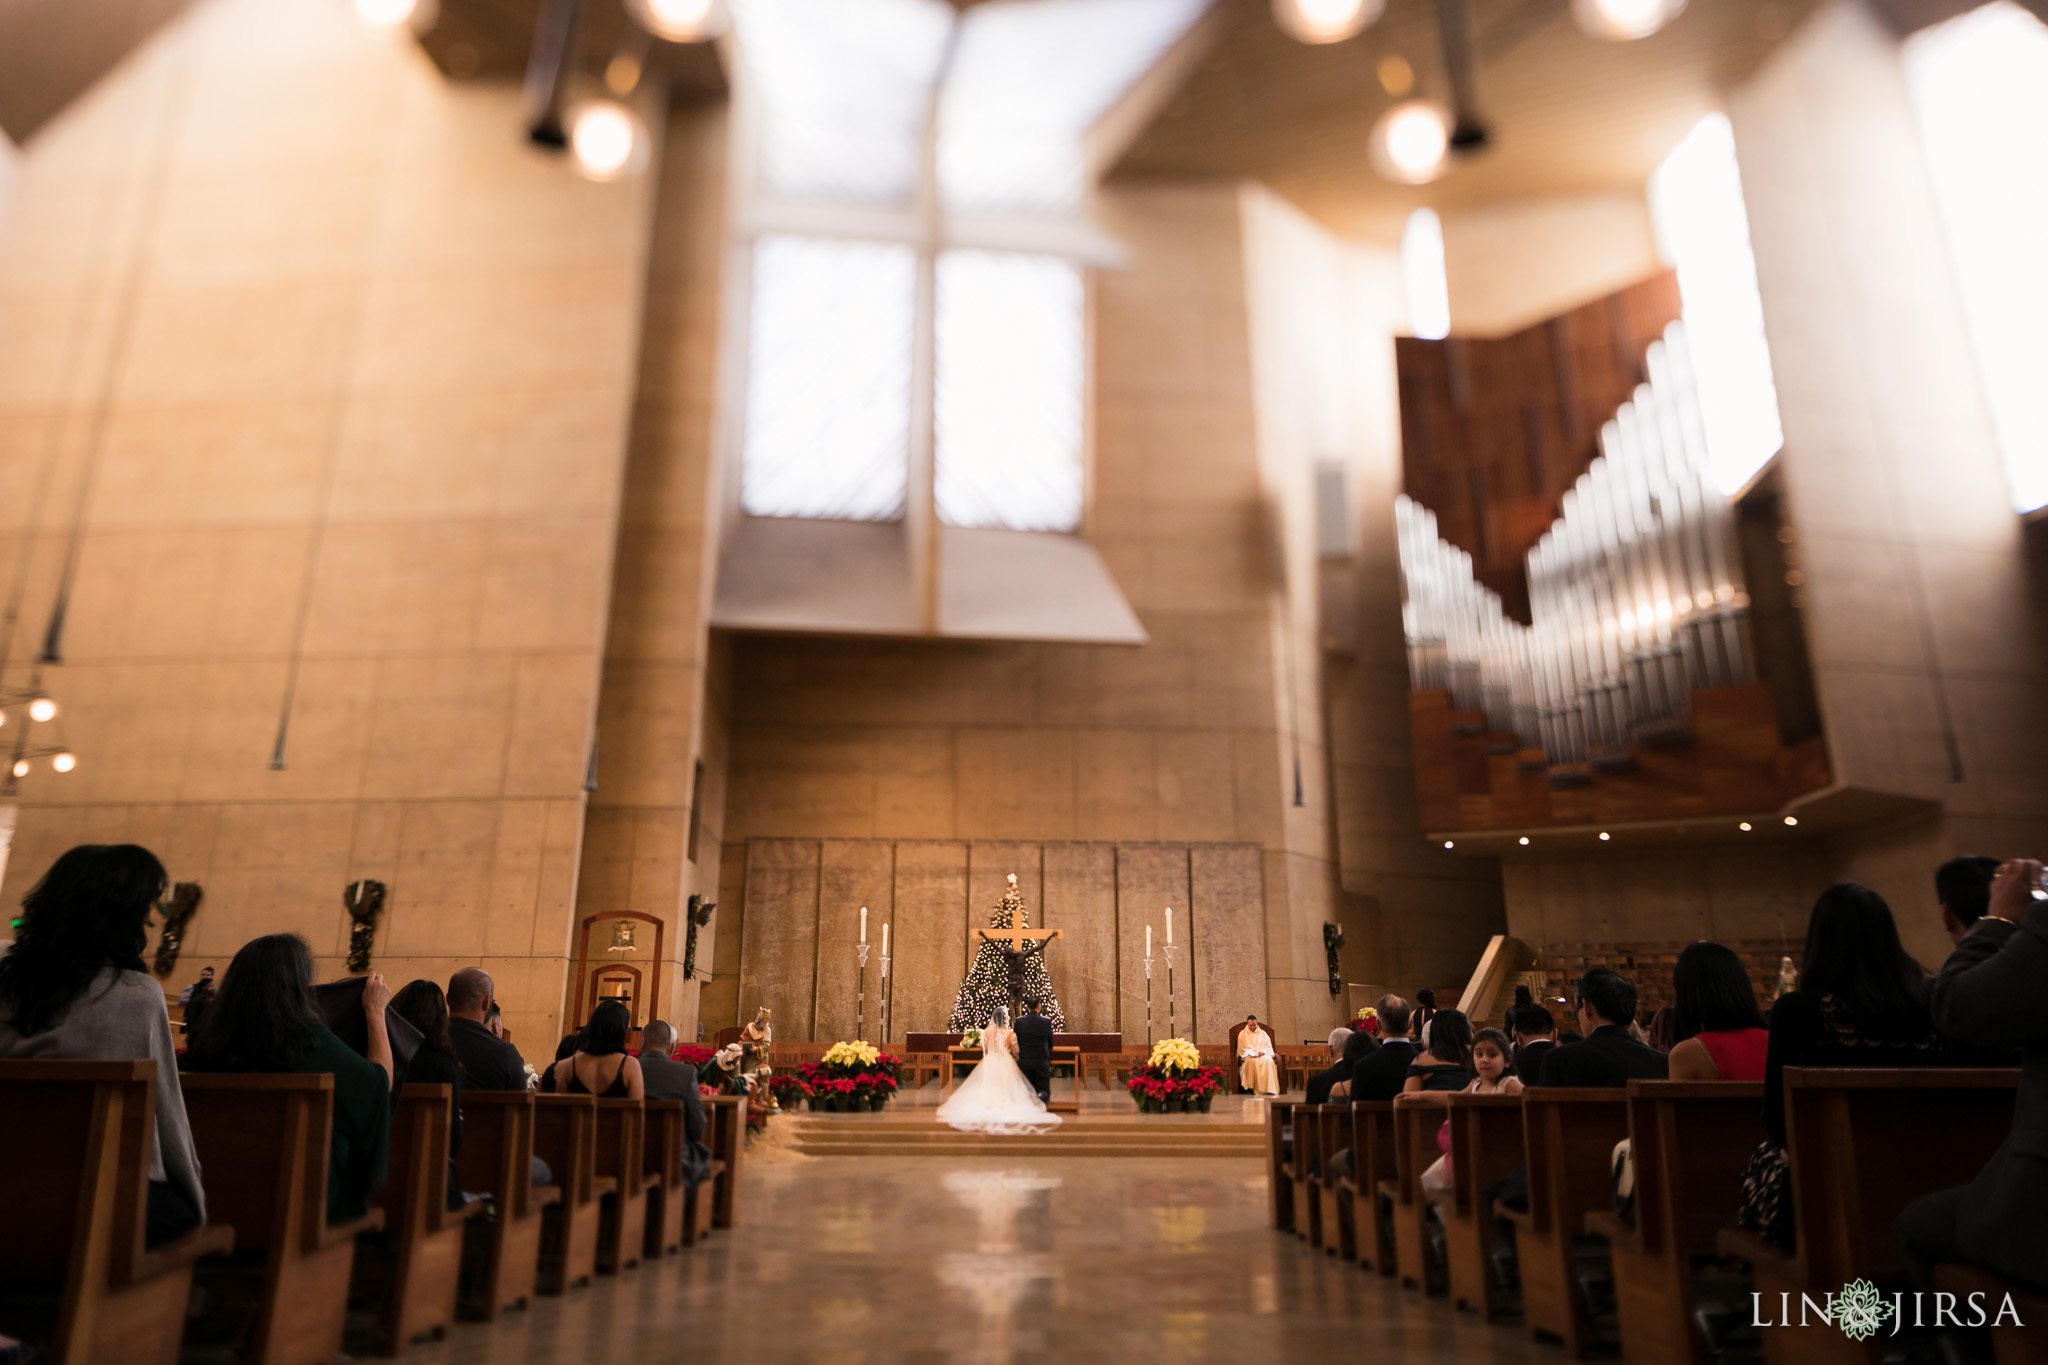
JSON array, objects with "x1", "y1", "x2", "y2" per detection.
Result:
[
  {"x1": 1666, "y1": 940, "x2": 1769, "y2": 1081},
  {"x1": 1464, "y1": 1028, "x2": 1523, "y2": 1095},
  {"x1": 184, "y1": 934, "x2": 393, "y2": 1224},
  {"x1": 548, "y1": 999, "x2": 644, "y2": 1099},
  {"x1": 1403, "y1": 1007, "x2": 1475, "y2": 1093},
  {"x1": 1738, "y1": 884, "x2": 1941, "y2": 1247},
  {"x1": 0, "y1": 844, "x2": 206, "y2": 1246},
  {"x1": 391, "y1": 979, "x2": 467, "y2": 1210}
]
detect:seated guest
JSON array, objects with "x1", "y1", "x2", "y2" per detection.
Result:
[
  {"x1": 538, "y1": 1026, "x2": 585, "y2": 1094},
  {"x1": 446, "y1": 968, "x2": 549, "y2": 1186},
  {"x1": 1304, "y1": 1027, "x2": 1354, "y2": 1104},
  {"x1": 184, "y1": 934, "x2": 391, "y2": 1224},
  {"x1": 1645, "y1": 1007, "x2": 1676, "y2": 1053},
  {"x1": 484, "y1": 1001, "x2": 506, "y2": 1039},
  {"x1": 1464, "y1": 1028, "x2": 1522, "y2": 1096},
  {"x1": 391, "y1": 979, "x2": 466, "y2": 1210},
  {"x1": 1739, "y1": 883, "x2": 1939, "y2": 1248},
  {"x1": 1325, "y1": 1028, "x2": 1381, "y2": 1100},
  {"x1": 1512, "y1": 1005, "x2": 1557, "y2": 1082},
  {"x1": 1898, "y1": 858, "x2": 2048, "y2": 1296},
  {"x1": 1935, "y1": 854, "x2": 2003, "y2": 945},
  {"x1": 0, "y1": 844, "x2": 206, "y2": 1246},
  {"x1": 1237, "y1": 1015, "x2": 1279, "y2": 1096},
  {"x1": 1536, "y1": 969, "x2": 1669, "y2": 1087},
  {"x1": 1404, "y1": 1008, "x2": 1476, "y2": 1094},
  {"x1": 1348, "y1": 996, "x2": 1419, "y2": 1101},
  {"x1": 179, "y1": 966, "x2": 216, "y2": 1037},
  {"x1": 550, "y1": 1000, "x2": 644, "y2": 1098},
  {"x1": 638, "y1": 1019, "x2": 712, "y2": 1186},
  {"x1": 1664, "y1": 941, "x2": 1769, "y2": 1082}
]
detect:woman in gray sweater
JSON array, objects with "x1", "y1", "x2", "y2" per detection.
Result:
[{"x1": 0, "y1": 844, "x2": 206, "y2": 1244}]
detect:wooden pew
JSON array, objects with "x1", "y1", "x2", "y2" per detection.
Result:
[
  {"x1": 1443, "y1": 1093, "x2": 1526, "y2": 1320},
  {"x1": 530, "y1": 1094, "x2": 611, "y2": 1293},
  {"x1": 0, "y1": 1060, "x2": 235, "y2": 1365},
  {"x1": 1584, "y1": 1081, "x2": 1761, "y2": 1365},
  {"x1": 1341, "y1": 1101, "x2": 1398, "y2": 1276},
  {"x1": 180, "y1": 1073, "x2": 386, "y2": 1365},
  {"x1": 352, "y1": 1083, "x2": 463, "y2": 1356},
  {"x1": 451, "y1": 1091, "x2": 556, "y2": 1319},
  {"x1": 591, "y1": 1097, "x2": 646, "y2": 1273},
  {"x1": 1502, "y1": 1088, "x2": 1629, "y2": 1357},
  {"x1": 1314, "y1": 1105, "x2": 1353, "y2": 1259},
  {"x1": 1265, "y1": 1098, "x2": 1298, "y2": 1232},
  {"x1": 1716, "y1": 1068, "x2": 2019, "y2": 1365},
  {"x1": 1933, "y1": 1264, "x2": 2048, "y2": 1365},
  {"x1": 1290, "y1": 1101, "x2": 1324, "y2": 1247},
  {"x1": 1378, "y1": 1097, "x2": 1447, "y2": 1295},
  {"x1": 705, "y1": 1094, "x2": 748, "y2": 1230},
  {"x1": 642, "y1": 1099, "x2": 688, "y2": 1257}
]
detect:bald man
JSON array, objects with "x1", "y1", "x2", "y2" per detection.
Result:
[{"x1": 448, "y1": 968, "x2": 531, "y2": 1092}]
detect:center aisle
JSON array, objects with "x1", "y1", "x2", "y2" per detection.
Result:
[{"x1": 429, "y1": 1141, "x2": 1555, "y2": 1365}]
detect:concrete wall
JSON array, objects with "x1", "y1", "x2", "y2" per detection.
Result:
[
  {"x1": 0, "y1": 0, "x2": 656, "y2": 1049},
  {"x1": 1440, "y1": 191, "x2": 1664, "y2": 337}
]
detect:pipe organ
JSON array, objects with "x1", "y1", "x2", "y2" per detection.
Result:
[{"x1": 1397, "y1": 321, "x2": 1753, "y2": 776}]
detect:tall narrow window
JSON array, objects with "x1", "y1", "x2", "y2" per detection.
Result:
[
  {"x1": 1401, "y1": 208, "x2": 1450, "y2": 340},
  {"x1": 1904, "y1": 2, "x2": 2048, "y2": 515}
]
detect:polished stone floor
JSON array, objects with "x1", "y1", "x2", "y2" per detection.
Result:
[{"x1": 428, "y1": 1153, "x2": 1565, "y2": 1365}]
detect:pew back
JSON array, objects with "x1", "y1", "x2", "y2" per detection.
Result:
[{"x1": 180, "y1": 1073, "x2": 343, "y2": 1255}]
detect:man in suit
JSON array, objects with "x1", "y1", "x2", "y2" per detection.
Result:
[
  {"x1": 638, "y1": 1019, "x2": 712, "y2": 1187},
  {"x1": 1897, "y1": 857, "x2": 2048, "y2": 1296},
  {"x1": 1305, "y1": 1027, "x2": 1354, "y2": 1104},
  {"x1": 1347, "y1": 996, "x2": 1419, "y2": 1101},
  {"x1": 447, "y1": 967, "x2": 550, "y2": 1185},
  {"x1": 1535, "y1": 968, "x2": 1668, "y2": 1088},
  {"x1": 1014, "y1": 997, "x2": 1055, "y2": 1105},
  {"x1": 1511, "y1": 1004, "x2": 1558, "y2": 1083}
]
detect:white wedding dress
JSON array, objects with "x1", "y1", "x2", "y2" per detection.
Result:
[{"x1": 935, "y1": 1015, "x2": 1061, "y2": 1135}]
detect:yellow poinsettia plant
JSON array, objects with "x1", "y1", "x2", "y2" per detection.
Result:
[
  {"x1": 1149, "y1": 1038, "x2": 1201, "y2": 1074},
  {"x1": 821, "y1": 1040, "x2": 881, "y2": 1069}
]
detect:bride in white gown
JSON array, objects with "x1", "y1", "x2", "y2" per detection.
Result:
[{"x1": 936, "y1": 1007, "x2": 1062, "y2": 1135}]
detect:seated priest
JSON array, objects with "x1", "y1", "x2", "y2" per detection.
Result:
[{"x1": 1238, "y1": 1014, "x2": 1280, "y2": 1096}]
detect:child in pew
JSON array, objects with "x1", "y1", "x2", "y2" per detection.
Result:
[
  {"x1": 0, "y1": 844, "x2": 208, "y2": 1247},
  {"x1": 1418, "y1": 1028, "x2": 1522, "y2": 1198},
  {"x1": 184, "y1": 934, "x2": 394, "y2": 1224},
  {"x1": 1738, "y1": 884, "x2": 1941, "y2": 1249}
]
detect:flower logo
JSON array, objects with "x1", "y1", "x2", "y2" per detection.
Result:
[{"x1": 1833, "y1": 1279, "x2": 1894, "y2": 1342}]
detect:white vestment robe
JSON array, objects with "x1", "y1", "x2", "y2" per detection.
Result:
[{"x1": 1238, "y1": 1024, "x2": 1279, "y2": 1095}]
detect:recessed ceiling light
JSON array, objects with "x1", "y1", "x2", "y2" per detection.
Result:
[
  {"x1": 1574, "y1": 0, "x2": 1685, "y2": 41},
  {"x1": 1443, "y1": 840, "x2": 1455, "y2": 849},
  {"x1": 1783, "y1": 816, "x2": 1799, "y2": 827},
  {"x1": 1370, "y1": 101, "x2": 1453, "y2": 185},
  {"x1": 1598, "y1": 832, "x2": 1611, "y2": 841},
  {"x1": 1272, "y1": 0, "x2": 1385, "y2": 45},
  {"x1": 1518, "y1": 836, "x2": 1530, "y2": 846},
  {"x1": 1739, "y1": 821, "x2": 1752, "y2": 831}
]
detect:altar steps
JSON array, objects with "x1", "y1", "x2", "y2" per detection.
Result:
[{"x1": 785, "y1": 1115, "x2": 1266, "y2": 1159}]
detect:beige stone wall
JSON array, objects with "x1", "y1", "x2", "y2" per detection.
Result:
[
  {"x1": 1440, "y1": 192, "x2": 1664, "y2": 337},
  {"x1": 571, "y1": 100, "x2": 730, "y2": 1046},
  {"x1": 0, "y1": 0, "x2": 656, "y2": 1050}
]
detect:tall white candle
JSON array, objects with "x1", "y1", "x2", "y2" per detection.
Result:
[
  {"x1": 1165, "y1": 906, "x2": 1173, "y2": 943},
  {"x1": 1146, "y1": 924, "x2": 1152, "y2": 957},
  {"x1": 860, "y1": 906, "x2": 868, "y2": 943},
  {"x1": 882, "y1": 922, "x2": 889, "y2": 957}
]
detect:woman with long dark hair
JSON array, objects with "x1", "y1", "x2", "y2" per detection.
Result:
[
  {"x1": 548, "y1": 999, "x2": 644, "y2": 1099},
  {"x1": 1402, "y1": 1007, "x2": 1475, "y2": 1093},
  {"x1": 0, "y1": 845, "x2": 206, "y2": 1246},
  {"x1": 1737, "y1": 884, "x2": 1940, "y2": 1247},
  {"x1": 1666, "y1": 940, "x2": 1770, "y2": 1081},
  {"x1": 184, "y1": 933, "x2": 393, "y2": 1224},
  {"x1": 391, "y1": 979, "x2": 466, "y2": 1209}
]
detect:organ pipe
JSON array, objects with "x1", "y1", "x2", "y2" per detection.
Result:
[{"x1": 1395, "y1": 320, "x2": 1752, "y2": 770}]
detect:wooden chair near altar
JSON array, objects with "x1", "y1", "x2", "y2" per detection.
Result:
[
  {"x1": 530, "y1": 1094, "x2": 609, "y2": 1293},
  {"x1": 1441, "y1": 1093, "x2": 1525, "y2": 1321},
  {"x1": 903, "y1": 1051, "x2": 946, "y2": 1089},
  {"x1": 180, "y1": 1073, "x2": 386, "y2": 1365},
  {"x1": 1504, "y1": 1088, "x2": 1631, "y2": 1358},
  {"x1": 0, "y1": 1060, "x2": 237, "y2": 1365},
  {"x1": 351, "y1": 1082, "x2": 467, "y2": 1356},
  {"x1": 452, "y1": 1091, "x2": 557, "y2": 1319}
]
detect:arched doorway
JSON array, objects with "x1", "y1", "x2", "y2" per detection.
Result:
[{"x1": 571, "y1": 911, "x2": 666, "y2": 1031}]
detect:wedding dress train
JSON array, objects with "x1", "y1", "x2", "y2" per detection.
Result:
[{"x1": 935, "y1": 1016, "x2": 1061, "y2": 1135}]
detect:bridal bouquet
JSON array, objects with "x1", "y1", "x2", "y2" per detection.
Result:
[{"x1": 961, "y1": 1027, "x2": 983, "y2": 1048}]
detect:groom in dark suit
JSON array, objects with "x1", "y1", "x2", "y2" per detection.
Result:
[{"x1": 1015, "y1": 997, "x2": 1055, "y2": 1104}]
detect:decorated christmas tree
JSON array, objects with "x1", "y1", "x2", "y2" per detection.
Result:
[{"x1": 947, "y1": 875, "x2": 1066, "y2": 1032}]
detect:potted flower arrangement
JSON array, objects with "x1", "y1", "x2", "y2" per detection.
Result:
[
  {"x1": 675, "y1": 1043, "x2": 717, "y2": 1068},
  {"x1": 799, "y1": 1040, "x2": 903, "y2": 1112},
  {"x1": 1124, "y1": 1038, "x2": 1228, "y2": 1114},
  {"x1": 767, "y1": 1072, "x2": 811, "y2": 1112},
  {"x1": 1352, "y1": 1005, "x2": 1381, "y2": 1038}
]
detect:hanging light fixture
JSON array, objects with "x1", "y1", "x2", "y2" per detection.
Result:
[
  {"x1": 1370, "y1": 100, "x2": 1453, "y2": 183},
  {"x1": 28, "y1": 696, "x2": 56, "y2": 722},
  {"x1": 51, "y1": 752, "x2": 76, "y2": 773},
  {"x1": 607, "y1": 920, "x2": 638, "y2": 953},
  {"x1": 625, "y1": 0, "x2": 726, "y2": 43},
  {"x1": 352, "y1": 0, "x2": 432, "y2": 28},
  {"x1": 1272, "y1": 0, "x2": 1385, "y2": 44},
  {"x1": 569, "y1": 100, "x2": 650, "y2": 181},
  {"x1": 1574, "y1": 0, "x2": 1685, "y2": 41}
]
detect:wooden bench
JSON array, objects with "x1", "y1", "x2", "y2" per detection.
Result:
[
  {"x1": 0, "y1": 1060, "x2": 236, "y2": 1365},
  {"x1": 530, "y1": 1094, "x2": 611, "y2": 1293},
  {"x1": 641, "y1": 1100, "x2": 688, "y2": 1257},
  {"x1": 706, "y1": 1094, "x2": 747, "y2": 1230},
  {"x1": 1584, "y1": 1081, "x2": 1761, "y2": 1365},
  {"x1": 1341, "y1": 1101, "x2": 1398, "y2": 1276},
  {"x1": 180, "y1": 1073, "x2": 385, "y2": 1365},
  {"x1": 1443, "y1": 1093, "x2": 1525, "y2": 1320},
  {"x1": 1313, "y1": 1105, "x2": 1353, "y2": 1259},
  {"x1": 1288, "y1": 1101, "x2": 1325, "y2": 1248},
  {"x1": 352, "y1": 1082, "x2": 464, "y2": 1356},
  {"x1": 1715, "y1": 1068, "x2": 2019, "y2": 1365},
  {"x1": 1503, "y1": 1088, "x2": 1629, "y2": 1357},
  {"x1": 1933, "y1": 1264, "x2": 2048, "y2": 1365},
  {"x1": 591, "y1": 1097, "x2": 646, "y2": 1273},
  {"x1": 451, "y1": 1091, "x2": 556, "y2": 1319},
  {"x1": 1378, "y1": 1097, "x2": 1447, "y2": 1295},
  {"x1": 1278, "y1": 1046, "x2": 1320, "y2": 1093},
  {"x1": 1265, "y1": 1098, "x2": 1298, "y2": 1232},
  {"x1": 1080, "y1": 1052, "x2": 1123, "y2": 1091}
]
